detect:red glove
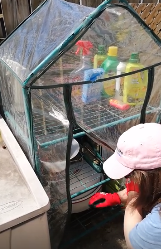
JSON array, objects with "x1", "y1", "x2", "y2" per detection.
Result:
[
  {"x1": 89, "y1": 192, "x2": 121, "y2": 208},
  {"x1": 89, "y1": 179, "x2": 139, "y2": 209},
  {"x1": 125, "y1": 178, "x2": 139, "y2": 194}
]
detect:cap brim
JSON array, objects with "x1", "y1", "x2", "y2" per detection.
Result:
[{"x1": 103, "y1": 153, "x2": 133, "y2": 179}]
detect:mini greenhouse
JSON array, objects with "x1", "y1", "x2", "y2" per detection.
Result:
[{"x1": 0, "y1": 0, "x2": 161, "y2": 248}]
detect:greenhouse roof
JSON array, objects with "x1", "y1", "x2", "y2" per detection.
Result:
[
  {"x1": 0, "y1": 0, "x2": 161, "y2": 87},
  {"x1": 0, "y1": 0, "x2": 96, "y2": 85}
]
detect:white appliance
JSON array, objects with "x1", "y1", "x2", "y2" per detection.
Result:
[{"x1": 0, "y1": 117, "x2": 51, "y2": 249}]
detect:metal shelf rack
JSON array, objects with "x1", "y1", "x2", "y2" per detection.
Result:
[
  {"x1": 32, "y1": 89, "x2": 160, "y2": 148},
  {"x1": 31, "y1": 86, "x2": 160, "y2": 248},
  {"x1": 31, "y1": 88, "x2": 159, "y2": 209},
  {"x1": 32, "y1": 88, "x2": 160, "y2": 191}
]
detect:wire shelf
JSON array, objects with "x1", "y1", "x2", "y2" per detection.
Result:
[
  {"x1": 48, "y1": 156, "x2": 121, "y2": 209},
  {"x1": 70, "y1": 159, "x2": 102, "y2": 198},
  {"x1": 31, "y1": 89, "x2": 159, "y2": 146},
  {"x1": 61, "y1": 205, "x2": 124, "y2": 248},
  {"x1": 72, "y1": 98, "x2": 157, "y2": 132},
  {"x1": 49, "y1": 158, "x2": 103, "y2": 204},
  {"x1": 33, "y1": 111, "x2": 68, "y2": 144},
  {"x1": 32, "y1": 89, "x2": 68, "y2": 145}
]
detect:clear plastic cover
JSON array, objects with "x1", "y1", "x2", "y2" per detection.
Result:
[
  {"x1": 31, "y1": 87, "x2": 69, "y2": 247},
  {"x1": 37, "y1": 5, "x2": 161, "y2": 149},
  {"x1": 38, "y1": 5, "x2": 161, "y2": 87},
  {"x1": 0, "y1": 62, "x2": 33, "y2": 163},
  {"x1": 0, "y1": 0, "x2": 93, "y2": 82}
]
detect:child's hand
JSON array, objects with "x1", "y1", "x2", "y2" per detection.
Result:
[
  {"x1": 89, "y1": 178, "x2": 139, "y2": 209},
  {"x1": 125, "y1": 178, "x2": 139, "y2": 194},
  {"x1": 125, "y1": 178, "x2": 139, "y2": 205},
  {"x1": 89, "y1": 192, "x2": 121, "y2": 208}
]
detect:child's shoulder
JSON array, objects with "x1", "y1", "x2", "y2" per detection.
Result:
[{"x1": 129, "y1": 204, "x2": 161, "y2": 249}]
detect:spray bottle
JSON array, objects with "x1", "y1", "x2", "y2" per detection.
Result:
[
  {"x1": 101, "y1": 46, "x2": 119, "y2": 98},
  {"x1": 70, "y1": 40, "x2": 93, "y2": 101}
]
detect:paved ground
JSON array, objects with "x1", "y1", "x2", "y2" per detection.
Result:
[{"x1": 70, "y1": 215, "x2": 127, "y2": 249}]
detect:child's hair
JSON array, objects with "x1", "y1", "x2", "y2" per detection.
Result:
[{"x1": 129, "y1": 168, "x2": 161, "y2": 215}]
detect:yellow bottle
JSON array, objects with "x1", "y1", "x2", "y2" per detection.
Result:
[
  {"x1": 94, "y1": 45, "x2": 107, "y2": 69},
  {"x1": 123, "y1": 53, "x2": 148, "y2": 105}
]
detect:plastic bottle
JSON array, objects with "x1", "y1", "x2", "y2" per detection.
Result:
[
  {"x1": 82, "y1": 68, "x2": 105, "y2": 104},
  {"x1": 101, "y1": 46, "x2": 119, "y2": 98},
  {"x1": 70, "y1": 40, "x2": 93, "y2": 101},
  {"x1": 93, "y1": 45, "x2": 107, "y2": 69},
  {"x1": 123, "y1": 53, "x2": 148, "y2": 105},
  {"x1": 70, "y1": 40, "x2": 93, "y2": 79},
  {"x1": 115, "y1": 59, "x2": 127, "y2": 101},
  {"x1": 109, "y1": 59, "x2": 130, "y2": 111}
]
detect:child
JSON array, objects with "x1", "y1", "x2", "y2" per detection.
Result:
[{"x1": 89, "y1": 123, "x2": 161, "y2": 249}]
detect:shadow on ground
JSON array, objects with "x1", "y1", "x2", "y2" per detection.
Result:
[{"x1": 68, "y1": 215, "x2": 127, "y2": 249}]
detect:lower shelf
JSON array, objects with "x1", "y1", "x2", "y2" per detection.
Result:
[
  {"x1": 61, "y1": 205, "x2": 124, "y2": 248},
  {"x1": 50, "y1": 161, "x2": 110, "y2": 210}
]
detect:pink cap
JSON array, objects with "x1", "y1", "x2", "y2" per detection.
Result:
[{"x1": 103, "y1": 123, "x2": 161, "y2": 179}]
